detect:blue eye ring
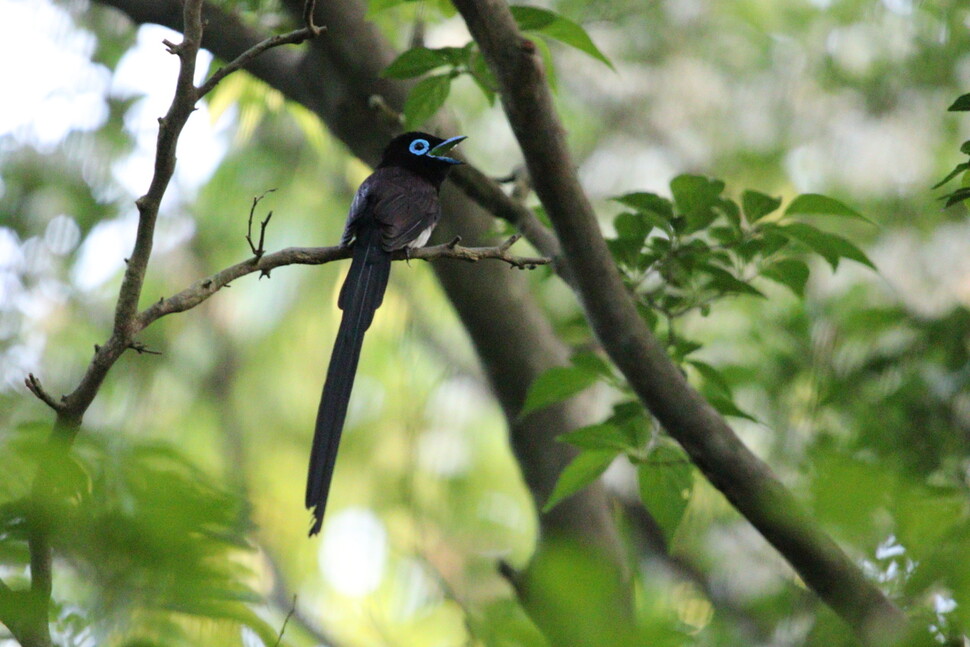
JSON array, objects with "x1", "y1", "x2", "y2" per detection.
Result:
[{"x1": 409, "y1": 138, "x2": 430, "y2": 155}]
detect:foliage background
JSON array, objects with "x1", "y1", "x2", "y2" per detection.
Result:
[{"x1": 1, "y1": 0, "x2": 969, "y2": 645}]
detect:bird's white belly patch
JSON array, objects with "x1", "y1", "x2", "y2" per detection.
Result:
[{"x1": 408, "y1": 226, "x2": 434, "y2": 249}]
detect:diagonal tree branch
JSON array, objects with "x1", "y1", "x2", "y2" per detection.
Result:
[{"x1": 449, "y1": 0, "x2": 910, "y2": 644}]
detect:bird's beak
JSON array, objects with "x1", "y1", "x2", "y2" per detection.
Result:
[{"x1": 428, "y1": 135, "x2": 467, "y2": 164}]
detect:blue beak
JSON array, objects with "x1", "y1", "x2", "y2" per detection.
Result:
[{"x1": 428, "y1": 135, "x2": 467, "y2": 164}]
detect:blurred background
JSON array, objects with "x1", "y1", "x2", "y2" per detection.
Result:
[{"x1": 1, "y1": 0, "x2": 969, "y2": 645}]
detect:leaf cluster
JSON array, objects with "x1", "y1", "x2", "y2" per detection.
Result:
[
  {"x1": 380, "y1": 5, "x2": 613, "y2": 127},
  {"x1": 0, "y1": 424, "x2": 275, "y2": 646},
  {"x1": 934, "y1": 93, "x2": 970, "y2": 207},
  {"x1": 523, "y1": 176, "x2": 875, "y2": 549},
  {"x1": 609, "y1": 176, "x2": 873, "y2": 328}
]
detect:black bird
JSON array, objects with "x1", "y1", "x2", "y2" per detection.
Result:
[{"x1": 306, "y1": 132, "x2": 466, "y2": 535}]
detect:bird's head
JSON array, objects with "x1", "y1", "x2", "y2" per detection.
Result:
[{"x1": 378, "y1": 132, "x2": 467, "y2": 186}]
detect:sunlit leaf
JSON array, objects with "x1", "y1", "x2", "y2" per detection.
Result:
[
  {"x1": 932, "y1": 162, "x2": 969, "y2": 189},
  {"x1": 479, "y1": 599, "x2": 550, "y2": 647},
  {"x1": 613, "y1": 211, "x2": 652, "y2": 242},
  {"x1": 382, "y1": 47, "x2": 463, "y2": 79},
  {"x1": 700, "y1": 265, "x2": 766, "y2": 298},
  {"x1": 687, "y1": 360, "x2": 732, "y2": 398},
  {"x1": 785, "y1": 193, "x2": 874, "y2": 225},
  {"x1": 611, "y1": 192, "x2": 674, "y2": 219},
  {"x1": 638, "y1": 445, "x2": 693, "y2": 542},
  {"x1": 741, "y1": 190, "x2": 782, "y2": 222},
  {"x1": 670, "y1": 175, "x2": 724, "y2": 233},
  {"x1": 707, "y1": 395, "x2": 757, "y2": 422},
  {"x1": 559, "y1": 423, "x2": 636, "y2": 452},
  {"x1": 522, "y1": 366, "x2": 599, "y2": 416},
  {"x1": 531, "y1": 36, "x2": 558, "y2": 91},
  {"x1": 761, "y1": 258, "x2": 810, "y2": 297},
  {"x1": 403, "y1": 74, "x2": 452, "y2": 128},
  {"x1": 468, "y1": 48, "x2": 498, "y2": 105},
  {"x1": 571, "y1": 351, "x2": 613, "y2": 377},
  {"x1": 510, "y1": 6, "x2": 614, "y2": 69},
  {"x1": 781, "y1": 222, "x2": 876, "y2": 270},
  {"x1": 543, "y1": 450, "x2": 617, "y2": 512}
]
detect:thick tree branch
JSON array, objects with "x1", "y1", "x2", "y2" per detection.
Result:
[{"x1": 450, "y1": 0, "x2": 909, "y2": 644}]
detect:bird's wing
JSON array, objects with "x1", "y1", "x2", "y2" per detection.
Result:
[{"x1": 359, "y1": 167, "x2": 441, "y2": 251}]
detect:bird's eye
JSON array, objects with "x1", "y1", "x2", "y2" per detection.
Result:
[{"x1": 409, "y1": 139, "x2": 430, "y2": 155}]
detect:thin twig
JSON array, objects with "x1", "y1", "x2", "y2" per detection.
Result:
[
  {"x1": 128, "y1": 342, "x2": 162, "y2": 356},
  {"x1": 245, "y1": 189, "x2": 276, "y2": 258},
  {"x1": 24, "y1": 374, "x2": 63, "y2": 413},
  {"x1": 272, "y1": 595, "x2": 297, "y2": 647},
  {"x1": 367, "y1": 94, "x2": 406, "y2": 127},
  {"x1": 197, "y1": 22, "x2": 323, "y2": 99},
  {"x1": 198, "y1": 0, "x2": 323, "y2": 99},
  {"x1": 302, "y1": 0, "x2": 320, "y2": 33}
]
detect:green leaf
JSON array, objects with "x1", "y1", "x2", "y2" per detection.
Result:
[
  {"x1": 781, "y1": 222, "x2": 876, "y2": 270},
  {"x1": 948, "y1": 93, "x2": 970, "y2": 111},
  {"x1": 700, "y1": 265, "x2": 766, "y2": 298},
  {"x1": 478, "y1": 599, "x2": 549, "y2": 647},
  {"x1": 669, "y1": 175, "x2": 725, "y2": 233},
  {"x1": 785, "y1": 193, "x2": 874, "y2": 225},
  {"x1": 611, "y1": 192, "x2": 674, "y2": 218},
  {"x1": 638, "y1": 445, "x2": 693, "y2": 542},
  {"x1": 382, "y1": 47, "x2": 461, "y2": 79},
  {"x1": 607, "y1": 402, "x2": 652, "y2": 448},
  {"x1": 403, "y1": 74, "x2": 452, "y2": 128},
  {"x1": 510, "y1": 5, "x2": 557, "y2": 30},
  {"x1": 543, "y1": 450, "x2": 617, "y2": 512},
  {"x1": 606, "y1": 237, "x2": 644, "y2": 270},
  {"x1": 687, "y1": 360, "x2": 732, "y2": 398},
  {"x1": 570, "y1": 351, "x2": 613, "y2": 377},
  {"x1": 613, "y1": 211, "x2": 651, "y2": 242},
  {"x1": 708, "y1": 226, "x2": 739, "y2": 245},
  {"x1": 761, "y1": 258, "x2": 810, "y2": 297},
  {"x1": 961, "y1": 140, "x2": 970, "y2": 156},
  {"x1": 468, "y1": 49, "x2": 498, "y2": 105},
  {"x1": 707, "y1": 395, "x2": 758, "y2": 422},
  {"x1": 510, "y1": 6, "x2": 614, "y2": 69},
  {"x1": 530, "y1": 36, "x2": 558, "y2": 92},
  {"x1": 669, "y1": 337, "x2": 702, "y2": 362},
  {"x1": 741, "y1": 190, "x2": 782, "y2": 222},
  {"x1": 558, "y1": 423, "x2": 636, "y2": 452},
  {"x1": 718, "y1": 197, "x2": 742, "y2": 228},
  {"x1": 933, "y1": 162, "x2": 970, "y2": 189},
  {"x1": 943, "y1": 187, "x2": 970, "y2": 207},
  {"x1": 522, "y1": 366, "x2": 599, "y2": 416}
]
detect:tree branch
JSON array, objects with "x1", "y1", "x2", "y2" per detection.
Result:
[
  {"x1": 196, "y1": 17, "x2": 323, "y2": 98},
  {"x1": 449, "y1": 0, "x2": 909, "y2": 644},
  {"x1": 23, "y1": 374, "x2": 63, "y2": 414},
  {"x1": 14, "y1": 3, "x2": 322, "y2": 645},
  {"x1": 92, "y1": 0, "x2": 632, "y2": 627},
  {"x1": 133, "y1": 236, "x2": 549, "y2": 331}
]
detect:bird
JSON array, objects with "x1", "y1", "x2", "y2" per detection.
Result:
[{"x1": 306, "y1": 131, "x2": 467, "y2": 536}]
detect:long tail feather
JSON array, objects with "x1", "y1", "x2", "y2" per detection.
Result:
[{"x1": 306, "y1": 226, "x2": 390, "y2": 535}]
